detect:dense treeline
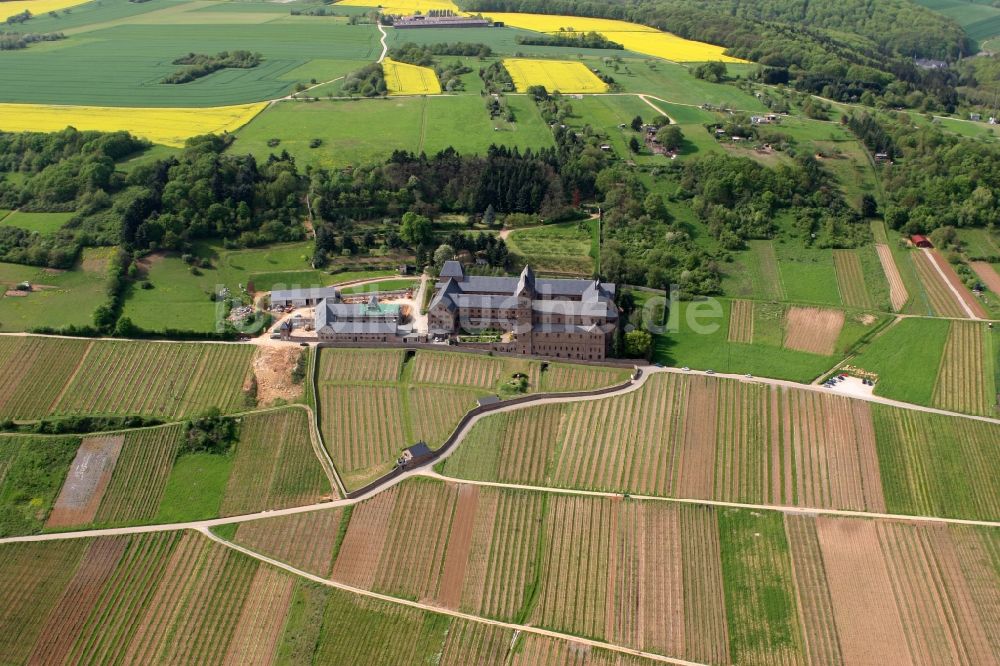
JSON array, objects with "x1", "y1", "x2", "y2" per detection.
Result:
[
  {"x1": 388, "y1": 41, "x2": 493, "y2": 63},
  {"x1": 342, "y1": 62, "x2": 387, "y2": 97},
  {"x1": 0, "y1": 130, "x2": 148, "y2": 266},
  {"x1": 311, "y1": 146, "x2": 569, "y2": 222},
  {"x1": 161, "y1": 50, "x2": 261, "y2": 84},
  {"x1": 0, "y1": 31, "x2": 64, "y2": 50},
  {"x1": 515, "y1": 31, "x2": 623, "y2": 49},
  {"x1": 680, "y1": 152, "x2": 864, "y2": 247},
  {"x1": 464, "y1": 0, "x2": 968, "y2": 111},
  {"x1": 849, "y1": 112, "x2": 1000, "y2": 233},
  {"x1": 0, "y1": 130, "x2": 304, "y2": 267},
  {"x1": 465, "y1": 0, "x2": 966, "y2": 58}
]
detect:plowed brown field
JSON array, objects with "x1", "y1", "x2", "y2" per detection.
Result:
[{"x1": 783, "y1": 307, "x2": 845, "y2": 355}]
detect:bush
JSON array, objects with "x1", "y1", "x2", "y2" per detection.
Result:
[{"x1": 182, "y1": 408, "x2": 238, "y2": 456}]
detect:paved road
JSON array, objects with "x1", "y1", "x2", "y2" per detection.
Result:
[{"x1": 198, "y1": 526, "x2": 710, "y2": 666}]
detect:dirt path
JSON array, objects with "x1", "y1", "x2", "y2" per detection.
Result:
[
  {"x1": 637, "y1": 94, "x2": 674, "y2": 122},
  {"x1": 376, "y1": 22, "x2": 388, "y2": 63}
]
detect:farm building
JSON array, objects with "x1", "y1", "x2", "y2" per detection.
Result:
[
  {"x1": 271, "y1": 286, "x2": 341, "y2": 308},
  {"x1": 910, "y1": 235, "x2": 933, "y2": 248},
  {"x1": 393, "y1": 14, "x2": 491, "y2": 28},
  {"x1": 428, "y1": 262, "x2": 618, "y2": 360},
  {"x1": 397, "y1": 442, "x2": 433, "y2": 468},
  {"x1": 314, "y1": 294, "x2": 404, "y2": 342}
]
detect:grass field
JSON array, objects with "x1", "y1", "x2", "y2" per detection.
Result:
[
  {"x1": 232, "y1": 95, "x2": 555, "y2": 168},
  {"x1": 650, "y1": 297, "x2": 886, "y2": 382},
  {"x1": 915, "y1": 0, "x2": 1000, "y2": 45},
  {"x1": 505, "y1": 220, "x2": 597, "y2": 275},
  {"x1": 0, "y1": 247, "x2": 111, "y2": 332},
  {"x1": 0, "y1": 102, "x2": 267, "y2": 147},
  {"x1": 503, "y1": 58, "x2": 609, "y2": 94},
  {"x1": 0, "y1": 435, "x2": 80, "y2": 536},
  {"x1": 848, "y1": 317, "x2": 952, "y2": 406},
  {"x1": 123, "y1": 241, "x2": 351, "y2": 332},
  {"x1": 0, "y1": 211, "x2": 74, "y2": 235},
  {"x1": 613, "y1": 59, "x2": 767, "y2": 110},
  {"x1": 382, "y1": 58, "x2": 441, "y2": 95},
  {"x1": 1, "y1": 2, "x2": 379, "y2": 107}
]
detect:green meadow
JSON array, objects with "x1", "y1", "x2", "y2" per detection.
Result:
[
  {"x1": 0, "y1": 211, "x2": 74, "y2": 235},
  {"x1": 505, "y1": 220, "x2": 598, "y2": 275},
  {"x1": 0, "y1": 248, "x2": 112, "y2": 332},
  {"x1": 232, "y1": 95, "x2": 554, "y2": 167},
  {"x1": 648, "y1": 296, "x2": 886, "y2": 382},
  {"x1": 122, "y1": 241, "x2": 397, "y2": 332},
  {"x1": 847, "y1": 317, "x2": 951, "y2": 406}
]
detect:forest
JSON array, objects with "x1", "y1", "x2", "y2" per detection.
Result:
[{"x1": 463, "y1": 0, "x2": 971, "y2": 112}]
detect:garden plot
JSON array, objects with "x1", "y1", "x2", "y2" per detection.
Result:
[
  {"x1": 876, "y1": 243, "x2": 909, "y2": 310},
  {"x1": 46, "y1": 435, "x2": 125, "y2": 528},
  {"x1": 727, "y1": 299, "x2": 755, "y2": 343},
  {"x1": 783, "y1": 306, "x2": 845, "y2": 355},
  {"x1": 833, "y1": 249, "x2": 874, "y2": 309}
]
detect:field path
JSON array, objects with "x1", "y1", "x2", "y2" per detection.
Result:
[
  {"x1": 922, "y1": 248, "x2": 985, "y2": 319},
  {"x1": 377, "y1": 22, "x2": 388, "y2": 63},
  {"x1": 637, "y1": 94, "x2": 674, "y2": 122}
]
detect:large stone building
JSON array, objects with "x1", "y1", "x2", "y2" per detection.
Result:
[
  {"x1": 428, "y1": 261, "x2": 618, "y2": 360},
  {"x1": 314, "y1": 294, "x2": 404, "y2": 342}
]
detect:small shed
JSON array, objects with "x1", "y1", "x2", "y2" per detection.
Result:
[
  {"x1": 477, "y1": 395, "x2": 500, "y2": 407},
  {"x1": 398, "y1": 442, "x2": 433, "y2": 469},
  {"x1": 910, "y1": 234, "x2": 933, "y2": 248}
]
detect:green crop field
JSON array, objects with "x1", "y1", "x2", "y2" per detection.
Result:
[
  {"x1": 0, "y1": 247, "x2": 112, "y2": 332},
  {"x1": 914, "y1": 0, "x2": 1000, "y2": 44},
  {"x1": 232, "y1": 95, "x2": 555, "y2": 169},
  {"x1": 0, "y1": 0, "x2": 379, "y2": 106}
]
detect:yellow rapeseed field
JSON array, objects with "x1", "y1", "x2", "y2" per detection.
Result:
[
  {"x1": 0, "y1": 102, "x2": 268, "y2": 147},
  {"x1": 0, "y1": 0, "x2": 90, "y2": 21},
  {"x1": 337, "y1": 0, "x2": 462, "y2": 15},
  {"x1": 486, "y1": 13, "x2": 745, "y2": 63},
  {"x1": 382, "y1": 58, "x2": 442, "y2": 95},
  {"x1": 502, "y1": 58, "x2": 608, "y2": 94}
]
